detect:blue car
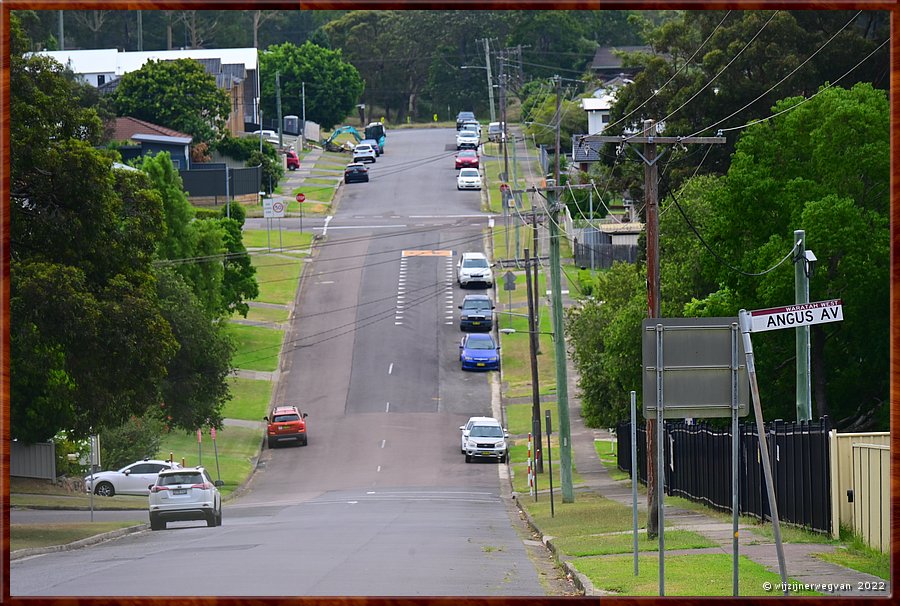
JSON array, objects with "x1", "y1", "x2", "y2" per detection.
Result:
[{"x1": 459, "y1": 333, "x2": 500, "y2": 371}]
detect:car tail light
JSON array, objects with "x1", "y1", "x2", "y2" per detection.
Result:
[
  {"x1": 150, "y1": 486, "x2": 169, "y2": 493},
  {"x1": 191, "y1": 482, "x2": 212, "y2": 490}
]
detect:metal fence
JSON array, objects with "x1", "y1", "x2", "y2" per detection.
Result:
[
  {"x1": 10, "y1": 440, "x2": 56, "y2": 480},
  {"x1": 178, "y1": 165, "x2": 261, "y2": 198},
  {"x1": 617, "y1": 416, "x2": 833, "y2": 533}
]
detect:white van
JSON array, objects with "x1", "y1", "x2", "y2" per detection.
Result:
[
  {"x1": 488, "y1": 122, "x2": 506, "y2": 142},
  {"x1": 457, "y1": 251, "x2": 494, "y2": 288}
]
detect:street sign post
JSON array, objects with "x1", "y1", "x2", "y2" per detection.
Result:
[{"x1": 295, "y1": 192, "x2": 305, "y2": 203}]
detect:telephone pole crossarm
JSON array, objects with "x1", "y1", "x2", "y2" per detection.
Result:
[{"x1": 579, "y1": 135, "x2": 726, "y2": 145}]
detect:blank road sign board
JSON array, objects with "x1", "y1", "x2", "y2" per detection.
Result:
[{"x1": 642, "y1": 317, "x2": 750, "y2": 419}]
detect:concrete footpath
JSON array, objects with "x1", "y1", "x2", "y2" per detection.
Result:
[{"x1": 506, "y1": 272, "x2": 889, "y2": 597}]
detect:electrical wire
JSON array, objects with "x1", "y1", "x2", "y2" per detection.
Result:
[{"x1": 685, "y1": 10, "x2": 863, "y2": 139}]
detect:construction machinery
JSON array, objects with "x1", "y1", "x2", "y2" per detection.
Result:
[{"x1": 321, "y1": 126, "x2": 363, "y2": 152}]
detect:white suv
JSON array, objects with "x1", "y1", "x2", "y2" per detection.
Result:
[
  {"x1": 148, "y1": 466, "x2": 223, "y2": 530},
  {"x1": 462, "y1": 418, "x2": 508, "y2": 463},
  {"x1": 353, "y1": 143, "x2": 377, "y2": 163},
  {"x1": 457, "y1": 252, "x2": 493, "y2": 288}
]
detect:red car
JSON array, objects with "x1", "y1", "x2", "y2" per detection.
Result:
[
  {"x1": 455, "y1": 150, "x2": 479, "y2": 170},
  {"x1": 285, "y1": 150, "x2": 300, "y2": 170},
  {"x1": 265, "y1": 405, "x2": 308, "y2": 447}
]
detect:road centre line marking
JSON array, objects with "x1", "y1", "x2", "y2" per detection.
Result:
[
  {"x1": 386, "y1": 402, "x2": 390, "y2": 412},
  {"x1": 388, "y1": 363, "x2": 393, "y2": 375},
  {"x1": 377, "y1": 466, "x2": 382, "y2": 472},
  {"x1": 381, "y1": 439, "x2": 386, "y2": 448}
]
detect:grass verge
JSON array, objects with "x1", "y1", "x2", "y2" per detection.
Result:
[
  {"x1": 225, "y1": 323, "x2": 283, "y2": 372},
  {"x1": 10, "y1": 522, "x2": 143, "y2": 552},
  {"x1": 250, "y1": 252, "x2": 303, "y2": 306},
  {"x1": 222, "y1": 376, "x2": 272, "y2": 421}
]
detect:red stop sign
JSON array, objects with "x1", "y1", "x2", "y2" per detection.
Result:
[
  {"x1": 499, "y1": 183, "x2": 510, "y2": 192},
  {"x1": 295, "y1": 193, "x2": 306, "y2": 203}
]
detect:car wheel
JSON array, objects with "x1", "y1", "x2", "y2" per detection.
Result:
[
  {"x1": 207, "y1": 511, "x2": 217, "y2": 528},
  {"x1": 216, "y1": 507, "x2": 223, "y2": 526},
  {"x1": 465, "y1": 454, "x2": 472, "y2": 463},
  {"x1": 302, "y1": 435, "x2": 309, "y2": 446},
  {"x1": 150, "y1": 516, "x2": 165, "y2": 531},
  {"x1": 95, "y1": 482, "x2": 115, "y2": 497},
  {"x1": 267, "y1": 439, "x2": 276, "y2": 449}
]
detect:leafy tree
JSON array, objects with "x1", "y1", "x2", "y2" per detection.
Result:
[
  {"x1": 522, "y1": 91, "x2": 587, "y2": 151},
  {"x1": 113, "y1": 58, "x2": 231, "y2": 143},
  {"x1": 155, "y1": 267, "x2": 234, "y2": 431},
  {"x1": 99, "y1": 411, "x2": 166, "y2": 471},
  {"x1": 259, "y1": 41, "x2": 363, "y2": 131},
  {"x1": 218, "y1": 203, "x2": 259, "y2": 319}
]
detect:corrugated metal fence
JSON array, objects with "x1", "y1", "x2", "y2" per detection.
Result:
[
  {"x1": 829, "y1": 431, "x2": 890, "y2": 544},
  {"x1": 178, "y1": 165, "x2": 261, "y2": 199},
  {"x1": 10, "y1": 441, "x2": 56, "y2": 480},
  {"x1": 617, "y1": 417, "x2": 833, "y2": 533},
  {"x1": 573, "y1": 227, "x2": 640, "y2": 269}
]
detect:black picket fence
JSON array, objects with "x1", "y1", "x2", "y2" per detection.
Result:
[{"x1": 616, "y1": 416, "x2": 832, "y2": 533}]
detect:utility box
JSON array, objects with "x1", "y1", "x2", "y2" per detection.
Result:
[{"x1": 284, "y1": 115, "x2": 299, "y2": 135}]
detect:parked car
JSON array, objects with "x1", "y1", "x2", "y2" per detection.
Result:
[
  {"x1": 460, "y1": 120, "x2": 482, "y2": 136},
  {"x1": 353, "y1": 143, "x2": 377, "y2": 163},
  {"x1": 265, "y1": 404, "x2": 309, "y2": 448},
  {"x1": 360, "y1": 138, "x2": 381, "y2": 156},
  {"x1": 459, "y1": 294, "x2": 494, "y2": 331},
  {"x1": 148, "y1": 466, "x2": 223, "y2": 530},
  {"x1": 85, "y1": 459, "x2": 182, "y2": 497},
  {"x1": 460, "y1": 416, "x2": 498, "y2": 453},
  {"x1": 457, "y1": 168, "x2": 482, "y2": 191},
  {"x1": 456, "y1": 130, "x2": 480, "y2": 150},
  {"x1": 457, "y1": 251, "x2": 493, "y2": 288},
  {"x1": 459, "y1": 333, "x2": 500, "y2": 372},
  {"x1": 285, "y1": 150, "x2": 300, "y2": 170},
  {"x1": 344, "y1": 163, "x2": 369, "y2": 183},
  {"x1": 488, "y1": 122, "x2": 506, "y2": 142},
  {"x1": 455, "y1": 150, "x2": 479, "y2": 170},
  {"x1": 462, "y1": 418, "x2": 508, "y2": 463},
  {"x1": 456, "y1": 111, "x2": 476, "y2": 130}
]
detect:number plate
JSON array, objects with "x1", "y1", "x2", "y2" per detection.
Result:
[
  {"x1": 471, "y1": 321, "x2": 481, "y2": 325},
  {"x1": 476, "y1": 363, "x2": 485, "y2": 367},
  {"x1": 173, "y1": 488, "x2": 187, "y2": 495}
]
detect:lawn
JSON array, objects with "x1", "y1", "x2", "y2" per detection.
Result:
[
  {"x1": 250, "y1": 252, "x2": 304, "y2": 306},
  {"x1": 157, "y1": 425, "x2": 260, "y2": 497},
  {"x1": 225, "y1": 323, "x2": 283, "y2": 372},
  {"x1": 222, "y1": 376, "x2": 272, "y2": 421},
  {"x1": 505, "y1": 401, "x2": 560, "y2": 436},
  {"x1": 10, "y1": 522, "x2": 143, "y2": 552},
  {"x1": 498, "y1": 314, "x2": 558, "y2": 399},
  {"x1": 510, "y1": 459, "x2": 584, "y2": 494},
  {"x1": 240, "y1": 304, "x2": 290, "y2": 324},
  {"x1": 242, "y1": 229, "x2": 312, "y2": 252},
  {"x1": 554, "y1": 529, "x2": 716, "y2": 557},
  {"x1": 574, "y1": 553, "x2": 822, "y2": 596},
  {"x1": 595, "y1": 439, "x2": 630, "y2": 481}
]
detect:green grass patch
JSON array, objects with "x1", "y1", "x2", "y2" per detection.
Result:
[
  {"x1": 243, "y1": 229, "x2": 312, "y2": 252},
  {"x1": 10, "y1": 521, "x2": 143, "y2": 552},
  {"x1": 505, "y1": 402, "x2": 559, "y2": 436},
  {"x1": 554, "y1": 529, "x2": 716, "y2": 557},
  {"x1": 9, "y1": 493, "x2": 149, "y2": 510},
  {"x1": 157, "y1": 425, "x2": 260, "y2": 497},
  {"x1": 814, "y1": 543, "x2": 890, "y2": 580},
  {"x1": 250, "y1": 252, "x2": 303, "y2": 306},
  {"x1": 225, "y1": 323, "x2": 283, "y2": 372},
  {"x1": 510, "y1": 461, "x2": 583, "y2": 494},
  {"x1": 498, "y1": 315, "x2": 557, "y2": 399},
  {"x1": 574, "y1": 553, "x2": 822, "y2": 596},
  {"x1": 300, "y1": 177, "x2": 341, "y2": 186},
  {"x1": 293, "y1": 182, "x2": 337, "y2": 203},
  {"x1": 594, "y1": 439, "x2": 631, "y2": 481},
  {"x1": 520, "y1": 492, "x2": 645, "y2": 537},
  {"x1": 222, "y1": 376, "x2": 272, "y2": 421},
  {"x1": 240, "y1": 304, "x2": 290, "y2": 324}
]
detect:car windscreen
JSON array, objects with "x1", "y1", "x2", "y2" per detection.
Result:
[
  {"x1": 463, "y1": 300, "x2": 491, "y2": 311},
  {"x1": 466, "y1": 338, "x2": 495, "y2": 350},
  {"x1": 463, "y1": 259, "x2": 489, "y2": 268},
  {"x1": 158, "y1": 472, "x2": 203, "y2": 486},
  {"x1": 273, "y1": 413, "x2": 300, "y2": 423},
  {"x1": 470, "y1": 425, "x2": 503, "y2": 438},
  {"x1": 459, "y1": 169, "x2": 479, "y2": 177}
]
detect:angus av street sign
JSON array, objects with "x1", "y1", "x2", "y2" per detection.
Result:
[{"x1": 747, "y1": 299, "x2": 843, "y2": 333}]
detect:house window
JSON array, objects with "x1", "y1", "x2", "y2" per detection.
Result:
[
  {"x1": 601, "y1": 113, "x2": 610, "y2": 124},
  {"x1": 171, "y1": 158, "x2": 181, "y2": 169},
  {"x1": 97, "y1": 74, "x2": 105, "y2": 85}
]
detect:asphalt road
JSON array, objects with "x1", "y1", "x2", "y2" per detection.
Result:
[{"x1": 10, "y1": 129, "x2": 551, "y2": 597}]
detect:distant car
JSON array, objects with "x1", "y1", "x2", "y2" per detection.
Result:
[
  {"x1": 460, "y1": 120, "x2": 481, "y2": 136},
  {"x1": 85, "y1": 459, "x2": 182, "y2": 497},
  {"x1": 459, "y1": 333, "x2": 500, "y2": 372},
  {"x1": 360, "y1": 138, "x2": 381, "y2": 156},
  {"x1": 344, "y1": 163, "x2": 369, "y2": 183},
  {"x1": 462, "y1": 417, "x2": 508, "y2": 463},
  {"x1": 285, "y1": 150, "x2": 300, "y2": 170},
  {"x1": 251, "y1": 129, "x2": 280, "y2": 144},
  {"x1": 460, "y1": 416, "x2": 497, "y2": 454},
  {"x1": 488, "y1": 122, "x2": 506, "y2": 143},
  {"x1": 265, "y1": 405, "x2": 309, "y2": 448},
  {"x1": 457, "y1": 168, "x2": 482, "y2": 191},
  {"x1": 457, "y1": 251, "x2": 493, "y2": 288},
  {"x1": 148, "y1": 466, "x2": 223, "y2": 530},
  {"x1": 353, "y1": 143, "x2": 377, "y2": 163},
  {"x1": 456, "y1": 111, "x2": 476, "y2": 130},
  {"x1": 459, "y1": 294, "x2": 494, "y2": 331},
  {"x1": 456, "y1": 130, "x2": 480, "y2": 150},
  {"x1": 455, "y1": 150, "x2": 479, "y2": 170}
]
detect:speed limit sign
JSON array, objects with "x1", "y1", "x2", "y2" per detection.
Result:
[
  {"x1": 295, "y1": 193, "x2": 306, "y2": 203},
  {"x1": 272, "y1": 201, "x2": 285, "y2": 215}
]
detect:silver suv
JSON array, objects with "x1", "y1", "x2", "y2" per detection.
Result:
[
  {"x1": 457, "y1": 252, "x2": 493, "y2": 288},
  {"x1": 463, "y1": 419, "x2": 509, "y2": 463},
  {"x1": 148, "y1": 466, "x2": 223, "y2": 530}
]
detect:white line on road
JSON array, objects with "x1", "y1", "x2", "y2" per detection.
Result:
[
  {"x1": 388, "y1": 363, "x2": 393, "y2": 375},
  {"x1": 315, "y1": 224, "x2": 408, "y2": 230},
  {"x1": 381, "y1": 439, "x2": 386, "y2": 448},
  {"x1": 386, "y1": 402, "x2": 390, "y2": 412},
  {"x1": 377, "y1": 466, "x2": 382, "y2": 472}
]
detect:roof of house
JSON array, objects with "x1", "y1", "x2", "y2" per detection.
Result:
[
  {"x1": 572, "y1": 136, "x2": 605, "y2": 162},
  {"x1": 113, "y1": 117, "x2": 191, "y2": 142},
  {"x1": 590, "y1": 45, "x2": 655, "y2": 71},
  {"x1": 36, "y1": 47, "x2": 258, "y2": 77},
  {"x1": 131, "y1": 133, "x2": 193, "y2": 145}
]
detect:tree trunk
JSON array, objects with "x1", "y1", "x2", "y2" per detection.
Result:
[{"x1": 252, "y1": 11, "x2": 260, "y2": 48}]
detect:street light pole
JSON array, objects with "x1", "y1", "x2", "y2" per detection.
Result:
[{"x1": 482, "y1": 38, "x2": 496, "y2": 123}]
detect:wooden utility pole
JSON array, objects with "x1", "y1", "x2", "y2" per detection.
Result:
[
  {"x1": 525, "y1": 248, "x2": 543, "y2": 473},
  {"x1": 582, "y1": 120, "x2": 725, "y2": 536}
]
